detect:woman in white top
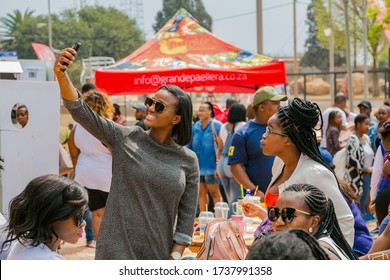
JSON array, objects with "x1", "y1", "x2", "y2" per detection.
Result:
[
  {"x1": 68, "y1": 91, "x2": 114, "y2": 241},
  {"x1": 270, "y1": 183, "x2": 357, "y2": 260},
  {"x1": 243, "y1": 98, "x2": 354, "y2": 246},
  {"x1": 345, "y1": 114, "x2": 374, "y2": 220},
  {"x1": 3, "y1": 174, "x2": 88, "y2": 260},
  {"x1": 216, "y1": 103, "x2": 246, "y2": 209}
]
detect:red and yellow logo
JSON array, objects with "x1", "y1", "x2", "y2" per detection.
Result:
[{"x1": 159, "y1": 38, "x2": 188, "y2": 55}]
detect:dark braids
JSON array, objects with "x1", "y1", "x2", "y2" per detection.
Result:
[
  {"x1": 246, "y1": 229, "x2": 330, "y2": 260},
  {"x1": 277, "y1": 98, "x2": 327, "y2": 169},
  {"x1": 289, "y1": 229, "x2": 330, "y2": 260},
  {"x1": 284, "y1": 184, "x2": 358, "y2": 260}
]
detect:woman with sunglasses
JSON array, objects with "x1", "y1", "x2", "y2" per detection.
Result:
[
  {"x1": 2, "y1": 174, "x2": 88, "y2": 260},
  {"x1": 269, "y1": 183, "x2": 357, "y2": 260},
  {"x1": 242, "y1": 98, "x2": 354, "y2": 247},
  {"x1": 54, "y1": 47, "x2": 199, "y2": 260}
]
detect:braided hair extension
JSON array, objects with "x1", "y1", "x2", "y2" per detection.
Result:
[
  {"x1": 246, "y1": 229, "x2": 329, "y2": 259},
  {"x1": 284, "y1": 184, "x2": 358, "y2": 260},
  {"x1": 277, "y1": 98, "x2": 328, "y2": 169},
  {"x1": 289, "y1": 229, "x2": 330, "y2": 260},
  {"x1": 379, "y1": 120, "x2": 390, "y2": 140}
]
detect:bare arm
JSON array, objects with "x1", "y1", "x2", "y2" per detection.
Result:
[
  {"x1": 230, "y1": 163, "x2": 264, "y2": 200},
  {"x1": 53, "y1": 47, "x2": 79, "y2": 101},
  {"x1": 216, "y1": 135, "x2": 223, "y2": 162},
  {"x1": 68, "y1": 127, "x2": 80, "y2": 168}
]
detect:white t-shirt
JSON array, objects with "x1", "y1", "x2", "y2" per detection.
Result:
[
  {"x1": 320, "y1": 106, "x2": 348, "y2": 148},
  {"x1": 218, "y1": 122, "x2": 246, "y2": 144},
  {"x1": 318, "y1": 236, "x2": 349, "y2": 260},
  {"x1": 74, "y1": 124, "x2": 112, "y2": 192},
  {"x1": 362, "y1": 140, "x2": 374, "y2": 168},
  {"x1": 7, "y1": 241, "x2": 64, "y2": 260}
]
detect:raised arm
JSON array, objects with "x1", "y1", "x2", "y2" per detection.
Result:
[{"x1": 53, "y1": 47, "x2": 79, "y2": 101}]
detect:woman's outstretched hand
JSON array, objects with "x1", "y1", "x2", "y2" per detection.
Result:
[
  {"x1": 53, "y1": 47, "x2": 77, "y2": 74},
  {"x1": 242, "y1": 202, "x2": 263, "y2": 218}
]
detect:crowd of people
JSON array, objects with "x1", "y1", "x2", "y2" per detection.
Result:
[{"x1": 0, "y1": 45, "x2": 389, "y2": 261}]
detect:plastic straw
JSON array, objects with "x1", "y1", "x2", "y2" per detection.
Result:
[
  {"x1": 240, "y1": 184, "x2": 244, "y2": 198},
  {"x1": 254, "y1": 185, "x2": 259, "y2": 196},
  {"x1": 206, "y1": 204, "x2": 208, "y2": 212}
]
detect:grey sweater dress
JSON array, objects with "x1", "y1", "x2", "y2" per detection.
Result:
[{"x1": 64, "y1": 97, "x2": 199, "y2": 259}]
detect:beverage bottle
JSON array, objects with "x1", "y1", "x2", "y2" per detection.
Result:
[{"x1": 243, "y1": 189, "x2": 253, "y2": 232}]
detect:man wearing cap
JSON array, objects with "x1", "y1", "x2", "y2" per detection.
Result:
[
  {"x1": 132, "y1": 104, "x2": 149, "y2": 131},
  {"x1": 358, "y1": 100, "x2": 378, "y2": 128},
  {"x1": 228, "y1": 86, "x2": 287, "y2": 199}
]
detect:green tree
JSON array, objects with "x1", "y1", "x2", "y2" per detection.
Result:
[
  {"x1": 153, "y1": 0, "x2": 212, "y2": 32},
  {"x1": 77, "y1": 6, "x2": 144, "y2": 60},
  {"x1": 0, "y1": 6, "x2": 144, "y2": 61},
  {"x1": 0, "y1": 9, "x2": 35, "y2": 51},
  {"x1": 300, "y1": 0, "x2": 345, "y2": 71}
]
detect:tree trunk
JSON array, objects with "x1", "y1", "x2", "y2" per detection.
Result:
[{"x1": 372, "y1": 58, "x2": 379, "y2": 97}]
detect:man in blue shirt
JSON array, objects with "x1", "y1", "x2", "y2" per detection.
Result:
[{"x1": 228, "y1": 86, "x2": 287, "y2": 200}]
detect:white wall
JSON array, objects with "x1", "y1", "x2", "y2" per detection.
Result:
[{"x1": 0, "y1": 80, "x2": 60, "y2": 216}]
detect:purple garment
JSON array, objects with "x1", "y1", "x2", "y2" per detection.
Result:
[
  {"x1": 349, "y1": 200, "x2": 373, "y2": 257},
  {"x1": 254, "y1": 217, "x2": 273, "y2": 239}
]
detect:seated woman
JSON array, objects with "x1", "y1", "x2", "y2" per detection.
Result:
[
  {"x1": 2, "y1": 174, "x2": 88, "y2": 259},
  {"x1": 269, "y1": 183, "x2": 357, "y2": 260},
  {"x1": 242, "y1": 98, "x2": 354, "y2": 246},
  {"x1": 246, "y1": 229, "x2": 330, "y2": 260}
]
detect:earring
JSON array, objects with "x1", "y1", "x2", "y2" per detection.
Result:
[{"x1": 308, "y1": 227, "x2": 313, "y2": 233}]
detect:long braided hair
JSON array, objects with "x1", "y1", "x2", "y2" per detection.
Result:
[
  {"x1": 246, "y1": 229, "x2": 330, "y2": 260},
  {"x1": 284, "y1": 183, "x2": 357, "y2": 260},
  {"x1": 277, "y1": 98, "x2": 329, "y2": 170}
]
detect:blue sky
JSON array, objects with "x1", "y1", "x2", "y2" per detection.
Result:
[{"x1": 0, "y1": 0, "x2": 310, "y2": 57}]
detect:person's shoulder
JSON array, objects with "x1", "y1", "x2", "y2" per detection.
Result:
[
  {"x1": 180, "y1": 146, "x2": 199, "y2": 162},
  {"x1": 300, "y1": 155, "x2": 334, "y2": 176},
  {"x1": 212, "y1": 119, "x2": 222, "y2": 126}
]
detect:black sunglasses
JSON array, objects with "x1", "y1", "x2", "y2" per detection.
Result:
[
  {"x1": 144, "y1": 97, "x2": 175, "y2": 114},
  {"x1": 268, "y1": 206, "x2": 311, "y2": 224},
  {"x1": 74, "y1": 209, "x2": 86, "y2": 228}
]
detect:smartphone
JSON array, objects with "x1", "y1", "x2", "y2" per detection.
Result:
[{"x1": 61, "y1": 42, "x2": 81, "y2": 71}]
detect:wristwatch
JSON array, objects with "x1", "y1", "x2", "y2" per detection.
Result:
[{"x1": 170, "y1": 251, "x2": 182, "y2": 260}]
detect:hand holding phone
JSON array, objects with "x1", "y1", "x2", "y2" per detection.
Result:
[{"x1": 61, "y1": 42, "x2": 81, "y2": 71}]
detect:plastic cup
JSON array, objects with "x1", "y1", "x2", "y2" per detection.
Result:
[
  {"x1": 214, "y1": 202, "x2": 229, "y2": 220},
  {"x1": 232, "y1": 198, "x2": 243, "y2": 215},
  {"x1": 198, "y1": 211, "x2": 214, "y2": 238}
]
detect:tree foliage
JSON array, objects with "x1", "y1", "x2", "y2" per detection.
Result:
[
  {"x1": 300, "y1": 0, "x2": 345, "y2": 70},
  {"x1": 0, "y1": 9, "x2": 36, "y2": 52},
  {"x1": 0, "y1": 6, "x2": 144, "y2": 61},
  {"x1": 153, "y1": 0, "x2": 212, "y2": 32},
  {"x1": 312, "y1": 0, "x2": 390, "y2": 70}
]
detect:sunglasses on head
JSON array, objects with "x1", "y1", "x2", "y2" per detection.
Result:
[
  {"x1": 268, "y1": 206, "x2": 312, "y2": 224},
  {"x1": 144, "y1": 97, "x2": 175, "y2": 114},
  {"x1": 74, "y1": 209, "x2": 86, "y2": 228}
]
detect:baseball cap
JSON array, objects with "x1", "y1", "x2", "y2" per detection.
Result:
[
  {"x1": 252, "y1": 86, "x2": 288, "y2": 106},
  {"x1": 357, "y1": 100, "x2": 372, "y2": 109},
  {"x1": 132, "y1": 104, "x2": 146, "y2": 112}
]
